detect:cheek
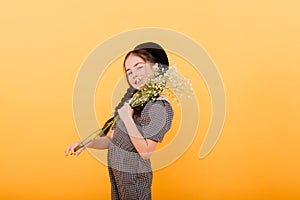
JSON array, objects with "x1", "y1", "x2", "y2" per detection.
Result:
[
  {"x1": 127, "y1": 77, "x2": 132, "y2": 83},
  {"x1": 126, "y1": 76, "x2": 137, "y2": 88},
  {"x1": 125, "y1": 75, "x2": 132, "y2": 84},
  {"x1": 145, "y1": 68, "x2": 155, "y2": 77}
]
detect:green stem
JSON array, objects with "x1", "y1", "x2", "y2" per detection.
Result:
[{"x1": 73, "y1": 115, "x2": 119, "y2": 152}]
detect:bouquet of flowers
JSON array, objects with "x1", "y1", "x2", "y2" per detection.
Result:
[{"x1": 73, "y1": 64, "x2": 193, "y2": 152}]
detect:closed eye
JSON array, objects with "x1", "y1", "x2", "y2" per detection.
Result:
[
  {"x1": 126, "y1": 64, "x2": 145, "y2": 76},
  {"x1": 137, "y1": 65, "x2": 145, "y2": 70},
  {"x1": 127, "y1": 71, "x2": 133, "y2": 76}
]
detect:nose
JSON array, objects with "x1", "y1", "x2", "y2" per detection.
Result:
[{"x1": 131, "y1": 69, "x2": 139, "y2": 79}]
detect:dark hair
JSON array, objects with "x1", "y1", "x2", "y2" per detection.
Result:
[
  {"x1": 134, "y1": 42, "x2": 169, "y2": 67},
  {"x1": 113, "y1": 42, "x2": 169, "y2": 117},
  {"x1": 123, "y1": 49, "x2": 156, "y2": 66}
]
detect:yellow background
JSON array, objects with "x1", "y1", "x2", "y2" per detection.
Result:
[{"x1": 1, "y1": 0, "x2": 300, "y2": 199}]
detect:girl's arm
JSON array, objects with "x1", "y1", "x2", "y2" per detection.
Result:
[
  {"x1": 118, "y1": 103, "x2": 157, "y2": 160},
  {"x1": 65, "y1": 131, "x2": 113, "y2": 156},
  {"x1": 86, "y1": 131, "x2": 113, "y2": 149}
]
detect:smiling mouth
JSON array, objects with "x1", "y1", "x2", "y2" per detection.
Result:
[{"x1": 134, "y1": 78, "x2": 142, "y2": 85}]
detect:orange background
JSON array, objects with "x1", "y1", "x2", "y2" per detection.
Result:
[{"x1": 1, "y1": 0, "x2": 300, "y2": 199}]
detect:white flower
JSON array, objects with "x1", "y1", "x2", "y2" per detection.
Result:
[{"x1": 129, "y1": 64, "x2": 194, "y2": 107}]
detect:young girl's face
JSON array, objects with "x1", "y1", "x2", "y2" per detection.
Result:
[{"x1": 124, "y1": 54, "x2": 158, "y2": 89}]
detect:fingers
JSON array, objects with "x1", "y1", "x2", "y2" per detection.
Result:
[
  {"x1": 65, "y1": 142, "x2": 82, "y2": 156},
  {"x1": 65, "y1": 148, "x2": 69, "y2": 156},
  {"x1": 65, "y1": 145, "x2": 72, "y2": 156},
  {"x1": 65, "y1": 146, "x2": 73, "y2": 156},
  {"x1": 71, "y1": 144, "x2": 76, "y2": 155},
  {"x1": 75, "y1": 147, "x2": 84, "y2": 156}
]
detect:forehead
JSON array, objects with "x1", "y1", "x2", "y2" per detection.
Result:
[{"x1": 124, "y1": 54, "x2": 145, "y2": 71}]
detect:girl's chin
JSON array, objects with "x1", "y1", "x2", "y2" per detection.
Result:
[
  {"x1": 130, "y1": 84, "x2": 139, "y2": 90},
  {"x1": 132, "y1": 84, "x2": 144, "y2": 90}
]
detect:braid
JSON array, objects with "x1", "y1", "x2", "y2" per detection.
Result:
[
  {"x1": 113, "y1": 87, "x2": 137, "y2": 117},
  {"x1": 100, "y1": 87, "x2": 136, "y2": 136}
]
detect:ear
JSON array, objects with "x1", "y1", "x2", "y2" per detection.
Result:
[{"x1": 152, "y1": 63, "x2": 159, "y2": 72}]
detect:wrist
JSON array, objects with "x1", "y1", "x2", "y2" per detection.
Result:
[
  {"x1": 83, "y1": 140, "x2": 93, "y2": 148},
  {"x1": 122, "y1": 116, "x2": 134, "y2": 125}
]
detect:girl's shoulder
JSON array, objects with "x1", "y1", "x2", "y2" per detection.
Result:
[
  {"x1": 155, "y1": 95, "x2": 169, "y2": 102},
  {"x1": 143, "y1": 96, "x2": 173, "y2": 114}
]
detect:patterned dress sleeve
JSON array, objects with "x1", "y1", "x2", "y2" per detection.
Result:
[{"x1": 140, "y1": 99, "x2": 174, "y2": 142}]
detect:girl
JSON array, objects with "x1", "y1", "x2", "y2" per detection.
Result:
[{"x1": 65, "y1": 42, "x2": 174, "y2": 200}]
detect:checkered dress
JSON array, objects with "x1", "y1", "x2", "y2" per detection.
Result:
[{"x1": 108, "y1": 99, "x2": 174, "y2": 200}]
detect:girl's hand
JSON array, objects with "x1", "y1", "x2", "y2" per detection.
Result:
[
  {"x1": 118, "y1": 102, "x2": 134, "y2": 121},
  {"x1": 65, "y1": 142, "x2": 85, "y2": 156}
]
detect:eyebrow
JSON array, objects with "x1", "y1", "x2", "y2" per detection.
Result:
[{"x1": 125, "y1": 62, "x2": 145, "y2": 72}]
